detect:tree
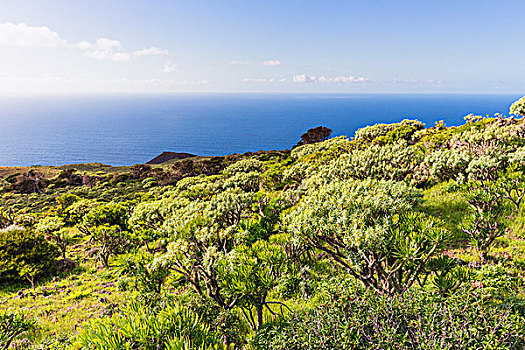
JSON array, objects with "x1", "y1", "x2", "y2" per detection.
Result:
[
  {"x1": 285, "y1": 179, "x2": 448, "y2": 295},
  {"x1": 128, "y1": 197, "x2": 189, "y2": 252},
  {"x1": 53, "y1": 169, "x2": 83, "y2": 187},
  {"x1": 92, "y1": 225, "x2": 130, "y2": 268},
  {"x1": 499, "y1": 171, "x2": 525, "y2": 212},
  {"x1": 82, "y1": 203, "x2": 130, "y2": 267},
  {"x1": 164, "y1": 194, "x2": 249, "y2": 346},
  {"x1": 118, "y1": 252, "x2": 170, "y2": 307},
  {"x1": 129, "y1": 163, "x2": 151, "y2": 179},
  {"x1": 163, "y1": 190, "x2": 291, "y2": 344},
  {"x1": 54, "y1": 193, "x2": 80, "y2": 219},
  {"x1": 164, "y1": 191, "x2": 254, "y2": 308},
  {"x1": 63, "y1": 199, "x2": 98, "y2": 226},
  {"x1": 461, "y1": 180, "x2": 507, "y2": 263},
  {"x1": 82, "y1": 202, "x2": 128, "y2": 234},
  {"x1": 509, "y1": 96, "x2": 525, "y2": 117},
  {"x1": 36, "y1": 216, "x2": 70, "y2": 259},
  {"x1": 0, "y1": 228, "x2": 58, "y2": 288},
  {"x1": 296, "y1": 126, "x2": 332, "y2": 147},
  {"x1": 218, "y1": 240, "x2": 286, "y2": 330}
]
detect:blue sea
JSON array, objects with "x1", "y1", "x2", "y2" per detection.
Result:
[{"x1": 0, "y1": 93, "x2": 521, "y2": 167}]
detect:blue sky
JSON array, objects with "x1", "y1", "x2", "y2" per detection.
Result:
[{"x1": 0, "y1": 0, "x2": 524, "y2": 93}]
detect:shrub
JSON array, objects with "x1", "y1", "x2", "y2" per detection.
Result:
[
  {"x1": 82, "y1": 202, "x2": 128, "y2": 234},
  {"x1": 70, "y1": 302, "x2": 223, "y2": 350},
  {"x1": 322, "y1": 140, "x2": 425, "y2": 183},
  {"x1": 473, "y1": 264, "x2": 524, "y2": 299},
  {"x1": 0, "y1": 311, "x2": 35, "y2": 350},
  {"x1": 0, "y1": 207, "x2": 15, "y2": 230},
  {"x1": 284, "y1": 137, "x2": 352, "y2": 183},
  {"x1": 217, "y1": 240, "x2": 286, "y2": 331},
  {"x1": 223, "y1": 159, "x2": 263, "y2": 176},
  {"x1": 509, "y1": 96, "x2": 525, "y2": 117},
  {"x1": 223, "y1": 171, "x2": 261, "y2": 192},
  {"x1": 353, "y1": 119, "x2": 424, "y2": 144},
  {"x1": 420, "y1": 148, "x2": 472, "y2": 184}
]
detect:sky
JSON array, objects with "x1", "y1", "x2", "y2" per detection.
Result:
[{"x1": 0, "y1": 0, "x2": 524, "y2": 94}]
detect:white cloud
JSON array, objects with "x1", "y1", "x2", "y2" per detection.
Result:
[
  {"x1": 76, "y1": 41, "x2": 92, "y2": 51},
  {"x1": 76, "y1": 37, "x2": 130, "y2": 62},
  {"x1": 0, "y1": 22, "x2": 67, "y2": 48},
  {"x1": 318, "y1": 75, "x2": 368, "y2": 83},
  {"x1": 111, "y1": 52, "x2": 131, "y2": 62},
  {"x1": 262, "y1": 60, "x2": 282, "y2": 66},
  {"x1": 243, "y1": 78, "x2": 286, "y2": 83},
  {"x1": 161, "y1": 61, "x2": 181, "y2": 73},
  {"x1": 293, "y1": 74, "x2": 316, "y2": 83},
  {"x1": 229, "y1": 60, "x2": 252, "y2": 65},
  {"x1": 134, "y1": 46, "x2": 169, "y2": 56},
  {"x1": 390, "y1": 78, "x2": 443, "y2": 85},
  {"x1": 293, "y1": 74, "x2": 368, "y2": 83}
]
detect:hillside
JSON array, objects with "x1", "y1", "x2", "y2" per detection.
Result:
[{"x1": 2, "y1": 99, "x2": 525, "y2": 349}]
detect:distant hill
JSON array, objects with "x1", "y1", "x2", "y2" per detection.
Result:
[{"x1": 146, "y1": 152, "x2": 196, "y2": 164}]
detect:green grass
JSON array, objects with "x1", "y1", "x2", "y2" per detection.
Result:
[
  {"x1": 0, "y1": 267, "x2": 130, "y2": 346},
  {"x1": 419, "y1": 181, "x2": 470, "y2": 243}
]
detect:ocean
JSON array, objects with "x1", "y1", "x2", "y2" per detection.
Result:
[{"x1": 0, "y1": 93, "x2": 521, "y2": 167}]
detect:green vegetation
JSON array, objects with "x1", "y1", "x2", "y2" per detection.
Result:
[{"x1": 2, "y1": 98, "x2": 525, "y2": 349}]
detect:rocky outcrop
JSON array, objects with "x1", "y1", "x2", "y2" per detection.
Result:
[{"x1": 146, "y1": 152, "x2": 196, "y2": 164}]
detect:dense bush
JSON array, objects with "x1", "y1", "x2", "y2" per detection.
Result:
[
  {"x1": 353, "y1": 119, "x2": 424, "y2": 144},
  {"x1": 250, "y1": 285, "x2": 525, "y2": 350},
  {"x1": 322, "y1": 140, "x2": 424, "y2": 183}
]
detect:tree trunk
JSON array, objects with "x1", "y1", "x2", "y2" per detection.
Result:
[
  {"x1": 26, "y1": 274, "x2": 35, "y2": 290},
  {"x1": 480, "y1": 250, "x2": 488, "y2": 264},
  {"x1": 101, "y1": 253, "x2": 109, "y2": 268},
  {"x1": 256, "y1": 304, "x2": 264, "y2": 330},
  {"x1": 221, "y1": 319, "x2": 233, "y2": 349}
]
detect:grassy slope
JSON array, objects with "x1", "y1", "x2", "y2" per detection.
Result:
[
  {"x1": 2, "y1": 181, "x2": 524, "y2": 346},
  {"x1": 0, "y1": 234, "x2": 129, "y2": 344}
]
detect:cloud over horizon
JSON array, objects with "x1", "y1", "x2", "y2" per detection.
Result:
[
  {"x1": 243, "y1": 77, "x2": 286, "y2": 83},
  {"x1": 293, "y1": 74, "x2": 369, "y2": 83}
]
